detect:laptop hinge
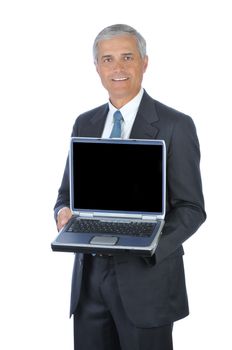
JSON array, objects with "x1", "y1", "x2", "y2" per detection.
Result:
[
  {"x1": 142, "y1": 215, "x2": 158, "y2": 221},
  {"x1": 78, "y1": 212, "x2": 94, "y2": 218},
  {"x1": 77, "y1": 212, "x2": 159, "y2": 221},
  {"x1": 93, "y1": 212, "x2": 142, "y2": 220}
]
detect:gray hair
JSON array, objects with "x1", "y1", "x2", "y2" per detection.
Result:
[{"x1": 93, "y1": 24, "x2": 147, "y2": 63}]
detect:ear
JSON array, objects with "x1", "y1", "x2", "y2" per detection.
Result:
[
  {"x1": 143, "y1": 55, "x2": 149, "y2": 73},
  {"x1": 95, "y1": 62, "x2": 100, "y2": 75}
]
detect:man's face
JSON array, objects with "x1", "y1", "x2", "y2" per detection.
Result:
[{"x1": 95, "y1": 35, "x2": 148, "y2": 108}]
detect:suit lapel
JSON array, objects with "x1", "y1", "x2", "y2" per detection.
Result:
[
  {"x1": 80, "y1": 104, "x2": 109, "y2": 137},
  {"x1": 130, "y1": 91, "x2": 160, "y2": 140},
  {"x1": 80, "y1": 91, "x2": 159, "y2": 139}
]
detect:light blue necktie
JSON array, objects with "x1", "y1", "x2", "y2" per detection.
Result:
[{"x1": 110, "y1": 110, "x2": 123, "y2": 138}]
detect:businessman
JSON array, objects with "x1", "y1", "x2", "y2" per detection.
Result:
[{"x1": 54, "y1": 24, "x2": 206, "y2": 350}]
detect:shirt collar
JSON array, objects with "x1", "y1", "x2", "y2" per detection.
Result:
[{"x1": 108, "y1": 88, "x2": 144, "y2": 117}]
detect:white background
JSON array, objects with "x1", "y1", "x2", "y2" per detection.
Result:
[{"x1": 0, "y1": 0, "x2": 231, "y2": 349}]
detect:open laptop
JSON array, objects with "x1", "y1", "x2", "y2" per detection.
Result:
[{"x1": 51, "y1": 137, "x2": 166, "y2": 257}]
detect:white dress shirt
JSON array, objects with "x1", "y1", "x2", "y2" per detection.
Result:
[{"x1": 101, "y1": 88, "x2": 144, "y2": 139}]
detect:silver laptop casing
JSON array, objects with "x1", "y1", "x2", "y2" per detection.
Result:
[{"x1": 52, "y1": 137, "x2": 166, "y2": 256}]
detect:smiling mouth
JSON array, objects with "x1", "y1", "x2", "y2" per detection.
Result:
[{"x1": 111, "y1": 77, "x2": 129, "y2": 81}]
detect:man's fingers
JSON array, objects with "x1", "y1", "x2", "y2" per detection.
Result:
[{"x1": 57, "y1": 207, "x2": 72, "y2": 231}]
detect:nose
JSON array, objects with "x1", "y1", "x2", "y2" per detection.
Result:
[{"x1": 112, "y1": 59, "x2": 125, "y2": 71}]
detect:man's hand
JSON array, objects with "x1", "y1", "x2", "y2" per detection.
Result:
[{"x1": 57, "y1": 207, "x2": 72, "y2": 231}]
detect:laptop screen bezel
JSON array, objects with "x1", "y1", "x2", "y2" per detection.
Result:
[{"x1": 69, "y1": 137, "x2": 166, "y2": 219}]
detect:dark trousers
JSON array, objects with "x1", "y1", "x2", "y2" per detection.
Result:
[{"x1": 74, "y1": 255, "x2": 173, "y2": 350}]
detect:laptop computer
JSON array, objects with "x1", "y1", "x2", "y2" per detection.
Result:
[{"x1": 51, "y1": 137, "x2": 166, "y2": 257}]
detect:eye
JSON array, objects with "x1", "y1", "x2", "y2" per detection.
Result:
[
  {"x1": 124, "y1": 55, "x2": 133, "y2": 61},
  {"x1": 103, "y1": 57, "x2": 112, "y2": 63}
]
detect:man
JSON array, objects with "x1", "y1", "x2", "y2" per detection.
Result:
[{"x1": 54, "y1": 24, "x2": 206, "y2": 350}]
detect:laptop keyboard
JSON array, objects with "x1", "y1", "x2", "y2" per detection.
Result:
[{"x1": 67, "y1": 219, "x2": 155, "y2": 237}]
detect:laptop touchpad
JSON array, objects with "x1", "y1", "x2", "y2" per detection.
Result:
[{"x1": 90, "y1": 236, "x2": 118, "y2": 245}]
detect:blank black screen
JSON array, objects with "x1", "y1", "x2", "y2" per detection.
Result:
[{"x1": 72, "y1": 141, "x2": 164, "y2": 213}]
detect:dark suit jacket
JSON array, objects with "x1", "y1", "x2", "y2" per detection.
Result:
[{"x1": 54, "y1": 90, "x2": 206, "y2": 327}]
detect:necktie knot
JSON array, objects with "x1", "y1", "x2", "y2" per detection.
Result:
[
  {"x1": 114, "y1": 110, "x2": 123, "y2": 122},
  {"x1": 110, "y1": 110, "x2": 123, "y2": 138}
]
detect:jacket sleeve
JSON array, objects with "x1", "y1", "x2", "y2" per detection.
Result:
[
  {"x1": 53, "y1": 156, "x2": 70, "y2": 220},
  {"x1": 53, "y1": 120, "x2": 80, "y2": 220},
  {"x1": 154, "y1": 115, "x2": 206, "y2": 264}
]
